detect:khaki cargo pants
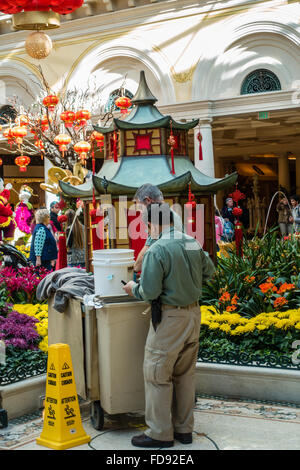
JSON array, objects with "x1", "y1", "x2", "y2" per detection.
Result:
[{"x1": 143, "y1": 303, "x2": 201, "y2": 441}]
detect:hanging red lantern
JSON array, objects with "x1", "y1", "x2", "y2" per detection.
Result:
[
  {"x1": 74, "y1": 141, "x2": 91, "y2": 164},
  {"x1": 17, "y1": 115, "x2": 29, "y2": 127},
  {"x1": 75, "y1": 110, "x2": 91, "y2": 127},
  {"x1": 3, "y1": 128, "x2": 14, "y2": 147},
  {"x1": 115, "y1": 96, "x2": 132, "y2": 115},
  {"x1": 60, "y1": 110, "x2": 75, "y2": 129},
  {"x1": 51, "y1": 0, "x2": 84, "y2": 14},
  {"x1": 15, "y1": 155, "x2": 30, "y2": 172},
  {"x1": 11, "y1": 125, "x2": 27, "y2": 148},
  {"x1": 91, "y1": 131, "x2": 104, "y2": 149},
  {"x1": 0, "y1": 157, "x2": 2, "y2": 166},
  {"x1": 54, "y1": 133, "x2": 71, "y2": 158},
  {"x1": 41, "y1": 114, "x2": 52, "y2": 132},
  {"x1": 0, "y1": 1, "x2": 23, "y2": 14},
  {"x1": 34, "y1": 139, "x2": 44, "y2": 151},
  {"x1": 43, "y1": 95, "x2": 59, "y2": 112},
  {"x1": 0, "y1": 0, "x2": 84, "y2": 14},
  {"x1": 34, "y1": 139, "x2": 45, "y2": 159}
]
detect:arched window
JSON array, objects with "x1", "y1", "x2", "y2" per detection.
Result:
[
  {"x1": 105, "y1": 89, "x2": 133, "y2": 113},
  {"x1": 0, "y1": 105, "x2": 17, "y2": 126},
  {"x1": 241, "y1": 69, "x2": 281, "y2": 95}
]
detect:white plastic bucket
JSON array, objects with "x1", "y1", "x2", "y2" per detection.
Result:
[{"x1": 92, "y1": 249, "x2": 135, "y2": 296}]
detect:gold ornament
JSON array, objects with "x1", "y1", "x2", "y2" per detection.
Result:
[
  {"x1": 13, "y1": 11, "x2": 60, "y2": 31},
  {"x1": 25, "y1": 31, "x2": 53, "y2": 60},
  {"x1": 48, "y1": 166, "x2": 69, "y2": 183}
]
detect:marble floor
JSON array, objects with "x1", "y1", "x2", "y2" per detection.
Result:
[{"x1": 1, "y1": 394, "x2": 300, "y2": 451}]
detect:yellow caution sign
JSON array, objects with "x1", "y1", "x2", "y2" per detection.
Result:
[{"x1": 36, "y1": 343, "x2": 91, "y2": 450}]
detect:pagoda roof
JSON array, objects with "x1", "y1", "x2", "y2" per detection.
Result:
[
  {"x1": 58, "y1": 71, "x2": 237, "y2": 199},
  {"x1": 94, "y1": 70, "x2": 199, "y2": 133},
  {"x1": 59, "y1": 155, "x2": 237, "y2": 198}
]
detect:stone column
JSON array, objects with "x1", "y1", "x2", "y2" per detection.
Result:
[
  {"x1": 277, "y1": 154, "x2": 290, "y2": 194},
  {"x1": 214, "y1": 158, "x2": 224, "y2": 210},
  {"x1": 296, "y1": 154, "x2": 300, "y2": 196},
  {"x1": 194, "y1": 118, "x2": 215, "y2": 177}
]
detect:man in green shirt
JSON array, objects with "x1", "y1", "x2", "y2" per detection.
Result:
[
  {"x1": 133, "y1": 183, "x2": 183, "y2": 272},
  {"x1": 123, "y1": 203, "x2": 215, "y2": 448}
]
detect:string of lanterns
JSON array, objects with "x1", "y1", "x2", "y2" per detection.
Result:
[{"x1": 0, "y1": 92, "x2": 132, "y2": 172}]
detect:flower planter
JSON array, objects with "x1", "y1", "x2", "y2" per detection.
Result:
[
  {"x1": 195, "y1": 362, "x2": 300, "y2": 405},
  {"x1": 0, "y1": 374, "x2": 46, "y2": 420}
]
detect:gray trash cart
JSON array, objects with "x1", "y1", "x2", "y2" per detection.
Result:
[{"x1": 48, "y1": 294, "x2": 149, "y2": 430}]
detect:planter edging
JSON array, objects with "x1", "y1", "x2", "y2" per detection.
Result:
[{"x1": 195, "y1": 362, "x2": 300, "y2": 405}]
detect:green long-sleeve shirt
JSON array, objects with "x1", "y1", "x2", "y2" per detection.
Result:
[{"x1": 132, "y1": 227, "x2": 215, "y2": 306}]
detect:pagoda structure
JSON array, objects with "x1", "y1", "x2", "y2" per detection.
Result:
[{"x1": 59, "y1": 71, "x2": 237, "y2": 269}]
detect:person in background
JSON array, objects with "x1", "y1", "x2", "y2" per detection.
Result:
[
  {"x1": 123, "y1": 203, "x2": 215, "y2": 448},
  {"x1": 221, "y1": 197, "x2": 235, "y2": 225},
  {"x1": 50, "y1": 201, "x2": 62, "y2": 233},
  {"x1": 65, "y1": 209, "x2": 85, "y2": 268},
  {"x1": 276, "y1": 196, "x2": 293, "y2": 237},
  {"x1": 133, "y1": 183, "x2": 183, "y2": 273},
  {"x1": 290, "y1": 195, "x2": 300, "y2": 233},
  {"x1": 29, "y1": 208, "x2": 57, "y2": 270},
  {"x1": 215, "y1": 211, "x2": 223, "y2": 250}
]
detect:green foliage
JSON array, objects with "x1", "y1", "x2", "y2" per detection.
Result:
[{"x1": 202, "y1": 230, "x2": 300, "y2": 317}]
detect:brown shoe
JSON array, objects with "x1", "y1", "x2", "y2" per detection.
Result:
[
  {"x1": 131, "y1": 433, "x2": 174, "y2": 448},
  {"x1": 174, "y1": 432, "x2": 193, "y2": 444}
]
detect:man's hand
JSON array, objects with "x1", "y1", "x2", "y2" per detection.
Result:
[
  {"x1": 36, "y1": 256, "x2": 41, "y2": 267},
  {"x1": 122, "y1": 280, "x2": 136, "y2": 297}
]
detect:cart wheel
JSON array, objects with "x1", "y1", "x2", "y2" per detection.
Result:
[{"x1": 91, "y1": 401, "x2": 104, "y2": 430}]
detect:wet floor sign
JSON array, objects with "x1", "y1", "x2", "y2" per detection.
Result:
[{"x1": 36, "y1": 343, "x2": 91, "y2": 450}]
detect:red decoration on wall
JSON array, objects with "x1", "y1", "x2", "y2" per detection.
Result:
[{"x1": 133, "y1": 132, "x2": 153, "y2": 153}]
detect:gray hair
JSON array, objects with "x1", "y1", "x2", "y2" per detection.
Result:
[
  {"x1": 134, "y1": 184, "x2": 163, "y2": 203},
  {"x1": 35, "y1": 208, "x2": 50, "y2": 224}
]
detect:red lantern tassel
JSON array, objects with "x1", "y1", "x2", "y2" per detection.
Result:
[
  {"x1": 234, "y1": 220, "x2": 243, "y2": 257},
  {"x1": 170, "y1": 147, "x2": 175, "y2": 175},
  {"x1": 113, "y1": 130, "x2": 118, "y2": 163},
  {"x1": 197, "y1": 132, "x2": 203, "y2": 161}
]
